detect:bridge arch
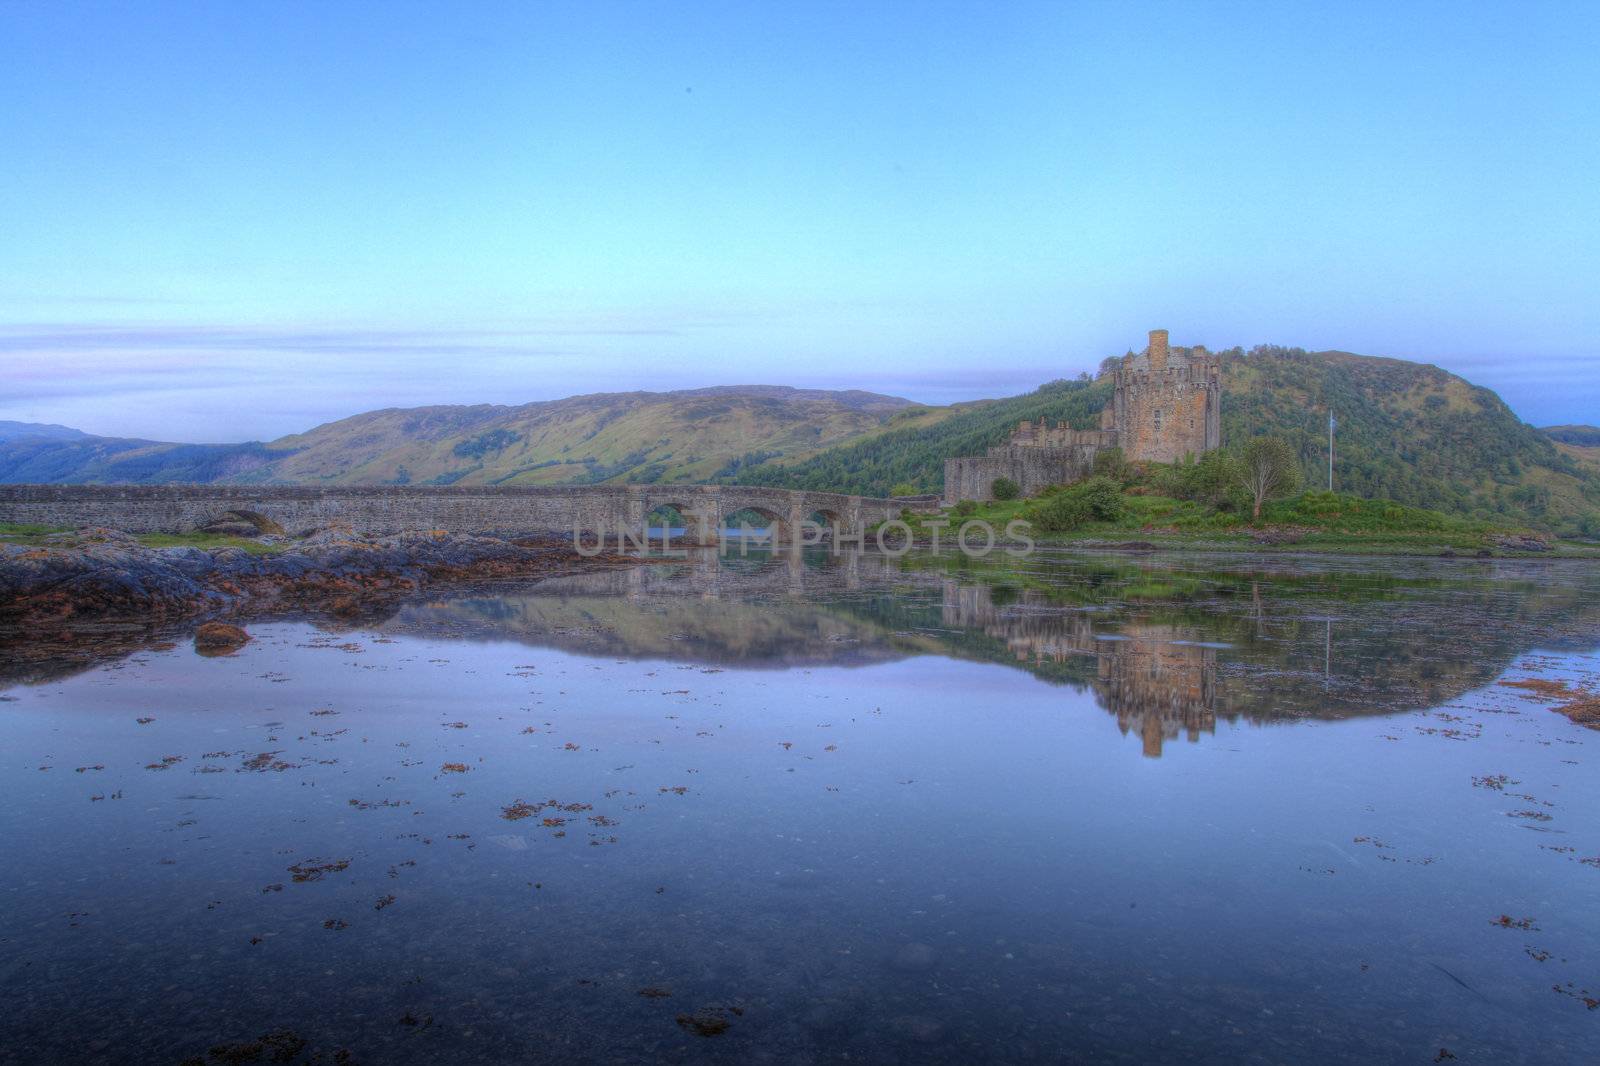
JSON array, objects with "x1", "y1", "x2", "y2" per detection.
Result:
[
  {"x1": 722, "y1": 504, "x2": 788, "y2": 543},
  {"x1": 195, "y1": 508, "x2": 286, "y2": 535},
  {"x1": 644, "y1": 501, "x2": 690, "y2": 538},
  {"x1": 638, "y1": 490, "x2": 721, "y2": 546}
]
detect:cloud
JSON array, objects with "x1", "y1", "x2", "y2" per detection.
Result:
[
  {"x1": 0, "y1": 315, "x2": 797, "y2": 439},
  {"x1": 0, "y1": 321, "x2": 682, "y2": 354}
]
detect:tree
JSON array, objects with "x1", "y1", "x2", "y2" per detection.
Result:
[
  {"x1": 1238, "y1": 437, "x2": 1301, "y2": 521},
  {"x1": 888, "y1": 482, "x2": 919, "y2": 497},
  {"x1": 991, "y1": 476, "x2": 1020, "y2": 500}
]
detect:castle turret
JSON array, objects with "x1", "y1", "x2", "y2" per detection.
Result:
[{"x1": 1148, "y1": 329, "x2": 1169, "y2": 372}]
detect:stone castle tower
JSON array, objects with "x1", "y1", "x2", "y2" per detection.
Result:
[
  {"x1": 1108, "y1": 329, "x2": 1222, "y2": 464},
  {"x1": 942, "y1": 329, "x2": 1223, "y2": 503}
]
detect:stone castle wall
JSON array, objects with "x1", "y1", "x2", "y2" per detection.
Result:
[
  {"x1": 943, "y1": 434, "x2": 1115, "y2": 504},
  {"x1": 942, "y1": 329, "x2": 1223, "y2": 503}
]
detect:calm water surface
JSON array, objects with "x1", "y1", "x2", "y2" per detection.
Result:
[{"x1": 2, "y1": 549, "x2": 1598, "y2": 1064}]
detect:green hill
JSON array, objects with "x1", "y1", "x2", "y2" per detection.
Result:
[
  {"x1": 739, "y1": 346, "x2": 1600, "y2": 535},
  {"x1": 1542, "y1": 424, "x2": 1600, "y2": 447},
  {"x1": 737, "y1": 377, "x2": 1113, "y2": 495},
  {"x1": 2, "y1": 346, "x2": 1593, "y2": 535},
  {"x1": 0, "y1": 386, "x2": 931, "y2": 488},
  {"x1": 1221, "y1": 347, "x2": 1596, "y2": 530}
]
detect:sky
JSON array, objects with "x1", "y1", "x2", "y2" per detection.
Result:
[{"x1": 1, "y1": 0, "x2": 1597, "y2": 442}]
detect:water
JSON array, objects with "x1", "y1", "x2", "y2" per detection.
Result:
[{"x1": 2, "y1": 548, "x2": 1597, "y2": 1064}]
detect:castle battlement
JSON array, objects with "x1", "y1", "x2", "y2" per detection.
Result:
[{"x1": 943, "y1": 329, "x2": 1223, "y2": 503}]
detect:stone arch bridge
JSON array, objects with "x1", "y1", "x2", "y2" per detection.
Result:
[{"x1": 0, "y1": 484, "x2": 941, "y2": 544}]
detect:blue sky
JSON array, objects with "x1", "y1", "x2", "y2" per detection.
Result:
[{"x1": 1, "y1": 0, "x2": 1596, "y2": 440}]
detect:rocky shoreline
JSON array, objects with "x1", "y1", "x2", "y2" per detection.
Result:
[{"x1": 0, "y1": 526, "x2": 639, "y2": 628}]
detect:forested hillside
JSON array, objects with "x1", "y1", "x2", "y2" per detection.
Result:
[
  {"x1": 1221, "y1": 347, "x2": 1596, "y2": 530},
  {"x1": 740, "y1": 347, "x2": 1600, "y2": 535},
  {"x1": 737, "y1": 379, "x2": 1113, "y2": 495},
  {"x1": 1542, "y1": 425, "x2": 1600, "y2": 447}
]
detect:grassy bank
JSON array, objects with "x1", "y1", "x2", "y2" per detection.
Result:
[
  {"x1": 888, "y1": 491, "x2": 1600, "y2": 558},
  {"x1": 0, "y1": 523, "x2": 289, "y2": 556}
]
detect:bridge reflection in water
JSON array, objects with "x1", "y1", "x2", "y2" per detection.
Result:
[
  {"x1": 393, "y1": 555, "x2": 1231, "y2": 758},
  {"x1": 6, "y1": 548, "x2": 1590, "y2": 757},
  {"x1": 369, "y1": 548, "x2": 1598, "y2": 758}
]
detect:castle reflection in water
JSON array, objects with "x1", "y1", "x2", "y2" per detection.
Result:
[
  {"x1": 941, "y1": 581, "x2": 1217, "y2": 757},
  {"x1": 11, "y1": 545, "x2": 1591, "y2": 760},
  {"x1": 380, "y1": 545, "x2": 1581, "y2": 758}
]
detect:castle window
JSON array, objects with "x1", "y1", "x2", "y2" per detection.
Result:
[{"x1": 1153, "y1": 409, "x2": 1163, "y2": 430}]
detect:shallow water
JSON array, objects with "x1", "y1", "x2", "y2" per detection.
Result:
[{"x1": 3, "y1": 548, "x2": 1598, "y2": 1064}]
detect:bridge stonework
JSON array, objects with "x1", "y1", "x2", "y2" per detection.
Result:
[{"x1": 0, "y1": 484, "x2": 937, "y2": 542}]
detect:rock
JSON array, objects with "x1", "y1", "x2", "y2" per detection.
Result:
[
  {"x1": 298, "y1": 521, "x2": 357, "y2": 543},
  {"x1": 1249, "y1": 525, "x2": 1312, "y2": 546},
  {"x1": 1, "y1": 539, "x2": 218, "y2": 621},
  {"x1": 675, "y1": 1008, "x2": 738, "y2": 1036},
  {"x1": 1490, "y1": 533, "x2": 1551, "y2": 552},
  {"x1": 194, "y1": 622, "x2": 251, "y2": 654},
  {"x1": 328, "y1": 597, "x2": 363, "y2": 618},
  {"x1": 0, "y1": 529, "x2": 635, "y2": 626}
]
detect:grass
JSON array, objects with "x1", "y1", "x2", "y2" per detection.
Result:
[
  {"x1": 134, "y1": 532, "x2": 288, "y2": 555},
  {"x1": 888, "y1": 490, "x2": 1600, "y2": 558},
  {"x1": 0, "y1": 523, "x2": 287, "y2": 555}
]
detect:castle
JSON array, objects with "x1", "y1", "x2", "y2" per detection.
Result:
[{"x1": 942, "y1": 329, "x2": 1222, "y2": 503}]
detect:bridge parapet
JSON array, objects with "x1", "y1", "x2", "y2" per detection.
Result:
[{"x1": 0, "y1": 483, "x2": 918, "y2": 543}]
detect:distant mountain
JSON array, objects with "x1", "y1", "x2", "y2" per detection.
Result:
[
  {"x1": 0, "y1": 434, "x2": 282, "y2": 484},
  {"x1": 1542, "y1": 424, "x2": 1600, "y2": 447},
  {"x1": 0, "y1": 385, "x2": 926, "y2": 488},
  {"x1": 3, "y1": 351, "x2": 1594, "y2": 535},
  {"x1": 742, "y1": 346, "x2": 1600, "y2": 536},
  {"x1": 0, "y1": 421, "x2": 88, "y2": 443},
  {"x1": 1542, "y1": 425, "x2": 1600, "y2": 484}
]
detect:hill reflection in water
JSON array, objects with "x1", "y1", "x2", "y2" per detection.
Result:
[
  {"x1": 5, "y1": 548, "x2": 1600, "y2": 1064},
  {"x1": 374, "y1": 547, "x2": 1600, "y2": 756}
]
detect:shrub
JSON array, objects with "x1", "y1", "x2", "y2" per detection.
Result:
[
  {"x1": 1029, "y1": 491, "x2": 1092, "y2": 531},
  {"x1": 889, "y1": 482, "x2": 919, "y2": 497},
  {"x1": 1091, "y1": 446, "x2": 1129, "y2": 484},
  {"x1": 1151, "y1": 450, "x2": 1240, "y2": 508},
  {"x1": 990, "y1": 477, "x2": 1020, "y2": 501},
  {"x1": 951, "y1": 499, "x2": 980, "y2": 517},
  {"x1": 1026, "y1": 476, "x2": 1126, "y2": 532}
]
